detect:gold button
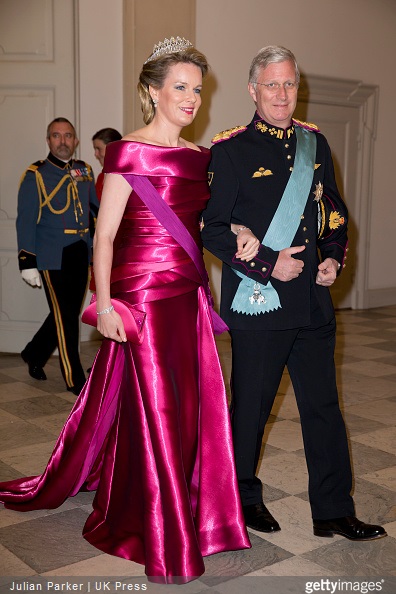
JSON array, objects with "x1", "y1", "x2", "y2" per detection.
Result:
[
  {"x1": 285, "y1": 143, "x2": 289, "y2": 148},
  {"x1": 289, "y1": 167, "x2": 293, "y2": 171},
  {"x1": 301, "y1": 214, "x2": 305, "y2": 219},
  {"x1": 346, "y1": 247, "x2": 349, "y2": 252},
  {"x1": 303, "y1": 226, "x2": 307, "y2": 232},
  {"x1": 343, "y1": 263, "x2": 346, "y2": 268},
  {"x1": 305, "y1": 238, "x2": 309, "y2": 243},
  {"x1": 250, "y1": 262, "x2": 256, "y2": 267},
  {"x1": 261, "y1": 267, "x2": 267, "y2": 272},
  {"x1": 287, "y1": 155, "x2": 292, "y2": 160}
]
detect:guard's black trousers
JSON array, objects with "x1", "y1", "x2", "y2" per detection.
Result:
[
  {"x1": 23, "y1": 241, "x2": 88, "y2": 391},
  {"x1": 230, "y1": 311, "x2": 355, "y2": 519}
]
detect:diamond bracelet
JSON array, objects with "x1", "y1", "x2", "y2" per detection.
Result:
[
  {"x1": 236, "y1": 226, "x2": 250, "y2": 234},
  {"x1": 97, "y1": 305, "x2": 114, "y2": 315}
]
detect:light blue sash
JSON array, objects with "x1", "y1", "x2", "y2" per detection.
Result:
[{"x1": 231, "y1": 125, "x2": 317, "y2": 315}]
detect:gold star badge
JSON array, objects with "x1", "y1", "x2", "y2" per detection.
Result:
[
  {"x1": 329, "y1": 211, "x2": 345, "y2": 230},
  {"x1": 313, "y1": 182, "x2": 323, "y2": 202}
]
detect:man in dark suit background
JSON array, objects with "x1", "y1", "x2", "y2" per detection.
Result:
[
  {"x1": 202, "y1": 46, "x2": 386, "y2": 541},
  {"x1": 17, "y1": 117, "x2": 99, "y2": 395}
]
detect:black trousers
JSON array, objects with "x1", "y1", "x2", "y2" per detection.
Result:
[
  {"x1": 23, "y1": 241, "x2": 88, "y2": 391},
  {"x1": 230, "y1": 309, "x2": 355, "y2": 519}
]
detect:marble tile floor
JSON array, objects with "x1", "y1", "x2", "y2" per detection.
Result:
[{"x1": 0, "y1": 306, "x2": 395, "y2": 593}]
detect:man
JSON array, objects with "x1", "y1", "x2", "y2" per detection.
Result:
[
  {"x1": 202, "y1": 46, "x2": 386, "y2": 541},
  {"x1": 17, "y1": 117, "x2": 99, "y2": 395}
]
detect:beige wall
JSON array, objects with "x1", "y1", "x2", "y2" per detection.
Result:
[
  {"x1": 79, "y1": 0, "x2": 396, "y2": 306},
  {"x1": 78, "y1": 0, "x2": 123, "y2": 179},
  {"x1": 195, "y1": 0, "x2": 396, "y2": 301},
  {"x1": 123, "y1": 0, "x2": 196, "y2": 135}
]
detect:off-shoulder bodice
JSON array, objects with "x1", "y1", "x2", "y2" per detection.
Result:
[
  {"x1": 102, "y1": 140, "x2": 211, "y2": 305},
  {"x1": 103, "y1": 140, "x2": 210, "y2": 180}
]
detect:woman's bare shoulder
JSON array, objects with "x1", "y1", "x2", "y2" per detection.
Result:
[
  {"x1": 122, "y1": 128, "x2": 149, "y2": 143},
  {"x1": 179, "y1": 138, "x2": 201, "y2": 152}
]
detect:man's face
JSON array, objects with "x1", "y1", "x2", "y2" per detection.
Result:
[
  {"x1": 46, "y1": 122, "x2": 79, "y2": 161},
  {"x1": 248, "y1": 60, "x2": 298, "y2": 129}
]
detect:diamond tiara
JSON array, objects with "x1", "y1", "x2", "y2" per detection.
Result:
[{"x1": 144, "y1": 36, "x2": 193, "y2": 64}]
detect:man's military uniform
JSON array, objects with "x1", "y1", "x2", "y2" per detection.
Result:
[
  {"x1": 17, "y1": 152, "x2": 99, "y2": 393},
  {"x1": 202, "y1": 114, "x2": 355, "y2": 520}
]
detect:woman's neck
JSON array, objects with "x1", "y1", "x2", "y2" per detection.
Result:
[{"x1": 143, "y1": 119, "x2": 183, "y2": 147}]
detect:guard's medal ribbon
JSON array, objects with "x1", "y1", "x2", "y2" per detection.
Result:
[{"x1": 70, "y1": 166, "x2": 92, "y2": 182}]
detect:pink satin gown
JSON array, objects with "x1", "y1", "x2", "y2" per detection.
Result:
[{"x1": 0, "y1": 141, "x2": 250, "y2": 583}]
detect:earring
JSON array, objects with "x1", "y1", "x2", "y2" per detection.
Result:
[{"x1": 153, "y1": 99, "x2": 158, "y2": 107}]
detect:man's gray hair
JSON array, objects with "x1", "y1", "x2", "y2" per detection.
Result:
[{"x1": 249, "y1": 45, "x2": 300, "y2": 87}]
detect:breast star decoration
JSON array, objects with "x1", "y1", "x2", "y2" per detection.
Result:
[{"x1": 313, "y1": 182, "x2": 324, "y2": 202}]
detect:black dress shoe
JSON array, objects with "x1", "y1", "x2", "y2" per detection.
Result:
[
  {"x1": 313, "y1": 516, "x2": 387, "y2": 541},
  {"x1": 67, "y1": 385, "x2": 85, "y2": 396},
  {"x1": 21, "y1": 351, "x2": 47, "y2": 380},
  {"x1": 243, "y1": 502, "x2": 281, "y2": 533}
]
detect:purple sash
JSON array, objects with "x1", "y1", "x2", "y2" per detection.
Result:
[{"x1": 122, "y1": 174, "x2": 228, "y2": 335}]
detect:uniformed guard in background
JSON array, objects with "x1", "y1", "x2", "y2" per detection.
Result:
[
  {"x1": 202, "y1": 46, "x2": 386, "y2": 542},
  {"x1": 17, "y1": 117, "x2": 99, "y2": 395}
]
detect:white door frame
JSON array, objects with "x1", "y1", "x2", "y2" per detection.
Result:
[{"x1": 297, "y1": 74, "x2": 378, "y2": 310}]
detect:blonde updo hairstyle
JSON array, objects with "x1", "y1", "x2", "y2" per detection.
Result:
[{"x1": 137, "y1": 46, "x2": 209, "y2": 125}]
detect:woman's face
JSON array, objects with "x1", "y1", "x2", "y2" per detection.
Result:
[
  {"x1": 93, "y1": 138, "x2": 107, "y2": 167},
  {"x1": 151, "y1": 62, "x2": 203, "y2": 129}
]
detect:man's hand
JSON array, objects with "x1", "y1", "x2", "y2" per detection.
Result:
[
  {"x1": 271, "y1": 246, "x2": 305, "y2": 281},
  {"x1": 21, "y1": 268, "x2": 42, "y2": 287},
  {"x1": 316, "y1": 258, "x2": 339, "y2": 287}
]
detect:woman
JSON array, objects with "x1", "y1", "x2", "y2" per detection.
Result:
[
  {"x1": 89, "y1": 128, "x2": 122, "y2": 292},
  {"x1": 0, "y1": 38, "x2": 250, "y2": 583},
  {"x1": 92, "y1": 127, "x2": 122, "y2": 200}
]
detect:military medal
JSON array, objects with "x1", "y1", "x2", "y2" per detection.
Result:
[
  {"x1": 249, "y1": 283, "x2": 266, "y2": 305},
  {"x1": 70, "y1": 166, "x2": 93, "y2": 182}
]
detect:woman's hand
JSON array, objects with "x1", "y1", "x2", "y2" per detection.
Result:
[
  {"x1": 97, "y1": 308, "x2": 127, "y2": 342},
  {"x1": 231, "y1": 224, "x2": 261, "y2": 262}
]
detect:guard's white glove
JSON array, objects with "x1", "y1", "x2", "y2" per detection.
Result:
[{"x1": 21, "y1": 268, "x2": 42, "y2": 287}]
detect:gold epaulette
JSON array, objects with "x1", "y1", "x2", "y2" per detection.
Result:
[
  {"x1": 19, "y1": 162, "x2": 41, "y2": 186},
  {"x1": 212, "y1": 125, "x2": 247, "y2": 144},
  {"x1": 27, "y1": 160, "x2": 45, "y2": 172},
  {"x1": 19, "y1": 161, "x2": 45, "y2": 187},
  {"x1": 292, "y1": 119, "x2": 320, "y2": 133}
]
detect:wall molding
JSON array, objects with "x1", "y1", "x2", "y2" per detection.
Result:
[{"x1": 0, "y1": 0, "x2": 54, "y2": 62}]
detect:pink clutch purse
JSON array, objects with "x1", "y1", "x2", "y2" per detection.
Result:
[{"x1": 82, "y1": 296, "x2": 146, "y2": 344}]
